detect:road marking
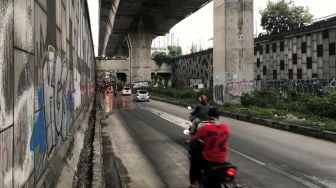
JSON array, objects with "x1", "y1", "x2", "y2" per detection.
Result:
[
  {"x1": 141, "y1": 106, "x2": 268, "y2": 167},
  {"x1": 228, "y1": 148, "x2": 266, "y2": 166}
]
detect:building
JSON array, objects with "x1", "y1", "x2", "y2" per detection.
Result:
[{"x1": 254, "y1": 15, "x2": 336, "y2": 81}]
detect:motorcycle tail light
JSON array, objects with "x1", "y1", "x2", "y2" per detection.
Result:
[{"x1": 226, "y1": 168, "x2": 236, "y2": 176}]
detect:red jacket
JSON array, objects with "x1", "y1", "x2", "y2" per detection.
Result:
[{"x1": 194, "y1": 122, "x2": 230, "y2": 163}]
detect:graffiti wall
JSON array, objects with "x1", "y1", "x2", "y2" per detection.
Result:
[
  {"x1": 0, "y1": 0, "x2": 95, "y2": 187},
  {"x1": 257, "y1": 78, "x2": 336, "y2": 94}
]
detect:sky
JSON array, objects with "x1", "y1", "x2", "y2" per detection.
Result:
[{"x1": 88, "y1": 0, "x2": 336, "y2": 56}]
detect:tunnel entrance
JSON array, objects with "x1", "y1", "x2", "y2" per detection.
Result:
[{"x1": 117, "y1": 73, "x2": 127, "y2": 88}]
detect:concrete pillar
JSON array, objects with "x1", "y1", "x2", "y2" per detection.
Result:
[
  {"x1": 127, "y1": 32, "x2": 155, "y2": 83},
  {"x1": 213, "y1": 0, "x2": 254, "y2": 104}
]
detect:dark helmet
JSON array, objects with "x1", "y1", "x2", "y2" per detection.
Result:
[
  {"x1": 199, "y1": 95, "x2": 207, "y2": 104},
  {"x1": 207, "y1": 107, "x2": 219, "y2": 119}
]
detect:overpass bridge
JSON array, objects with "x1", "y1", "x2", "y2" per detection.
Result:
[{"x1": 99, "y1": 0, "x2": 254, "y2": 104}]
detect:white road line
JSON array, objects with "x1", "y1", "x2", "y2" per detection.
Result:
[
  {"x1": 228, "y1": 148, "x2": 266, "y2": 166},
  {"x1": 141, "y1": 106, "x2": 268, "y2": 167}
]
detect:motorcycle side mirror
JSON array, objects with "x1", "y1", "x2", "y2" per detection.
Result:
[
  {"x1": 187, "y1": 106, "x2": 192, "y2": 110},
  {"x1": 183, "y1": 129, "x2": 191, "y2": 135}
]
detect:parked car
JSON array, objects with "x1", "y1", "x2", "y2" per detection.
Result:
[
  {"x1": 121, "y1": 87, "x2": 132, "y2": 95},
  {"x1": 133, "y1": 90, "x2": 150, "y2": 102}
]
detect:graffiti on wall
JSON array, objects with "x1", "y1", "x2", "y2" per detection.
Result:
[
  {"x1": 190, "y1": 79, "x2": 202, "y2": 86},
  {"x1": 214, "y1": 85, "x2": 224, "y2": 103},
  {"x1": 0, "y1": 0, "x2": 95, "y2": 187},
  {"x1": 42, "y1": 46, "x2": 73, "y2": 149},
  {"x1": 132, "y1": 81, "x2": 149, "y2": 88},
  {"x1": 227, "y1": 80, "x2": 254, "y2": 96},
  {"x1": 259, "y1": 78, "x2": 336, "y2": 94}
]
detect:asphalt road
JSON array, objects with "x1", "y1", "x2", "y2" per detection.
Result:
[{"x1": 99, "y1": 92, "x2": 336, "y2": 188}]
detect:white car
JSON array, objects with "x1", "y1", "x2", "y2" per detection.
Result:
[
  {"x1": 121, "y1": 87, "x2": 132, "y2": 95},
  {"x1": 133, "y1": 90, "x2": 150, "y2": 102}
]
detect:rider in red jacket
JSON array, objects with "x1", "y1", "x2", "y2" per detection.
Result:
[{"x1": 188, "y1": 107, "x2": 230, "y2": 188}]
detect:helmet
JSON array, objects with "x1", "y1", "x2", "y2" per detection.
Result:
[
  {"x1": 207, "y1": 107, "x2": 219, "y2": 119},
  {"x1": 199, "y1": 95, "x2": 207, "y2": 104}
]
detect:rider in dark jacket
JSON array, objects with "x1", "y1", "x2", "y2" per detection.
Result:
[{"x1": 190, "y1": 95, "x2": 211, "y2": 135}]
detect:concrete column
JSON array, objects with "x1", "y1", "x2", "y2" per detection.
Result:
[
  {"x1": 213, "y1": 0, "x2": 254, "y2": 104},
  {"x1": 127, "y1": 32, "x2": 155, "y2": 83}
]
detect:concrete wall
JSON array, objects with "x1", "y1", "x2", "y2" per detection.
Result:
[{"x1": 0, "y1": 0, "x2": 95, "y2": 187}]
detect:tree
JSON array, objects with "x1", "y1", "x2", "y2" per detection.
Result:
[
  {"x1": 167, "y1": 46, "x2": 182, "y2": 57},
  {"x1": 260, "y1": 0, "x2": 313, "y2": 34}
]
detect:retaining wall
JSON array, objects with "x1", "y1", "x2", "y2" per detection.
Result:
[{"x1": 0, "y1": 0, "x2": 95, "y2": 187}]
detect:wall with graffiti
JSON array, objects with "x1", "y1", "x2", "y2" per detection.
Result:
[
  {"x1": 257, "y1": 78, "x2": 336, "y2": 94},
  {"x1": 0, "y1": 0, "x2": 95, "y2": 187}
]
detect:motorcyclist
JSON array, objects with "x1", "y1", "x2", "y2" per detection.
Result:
[
  {"x1": 189, "y1": 95, "x2": 211, "y2": 135},
  {"x1": 188, "y1": 107, "x2": 230, "y2": 188}
]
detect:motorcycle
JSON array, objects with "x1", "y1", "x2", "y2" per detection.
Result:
[{"x1": 184, "y1": 106, "x2": 241, "y2": 188}]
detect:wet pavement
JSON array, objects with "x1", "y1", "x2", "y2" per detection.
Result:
[{"x1": 97, "y1": 91, "x2": 189, "y2": 188}]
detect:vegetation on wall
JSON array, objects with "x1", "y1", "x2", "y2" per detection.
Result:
[
  {"x1": 260, "y1": 0, "x2": 313, "y2": 34},
  {"x1": 152, "y1": 45, "x2": 182, "y2": 66},
  {"x1": 152, "y1": 51, "x2": 173, "y2": 66},
  {"x1": 167, "y1": 46, "x2": 182, "y2": 57}
]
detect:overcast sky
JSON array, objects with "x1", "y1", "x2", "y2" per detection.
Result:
[{"x1": 88, "y1": 0, "x2": 336, "y2": 56}]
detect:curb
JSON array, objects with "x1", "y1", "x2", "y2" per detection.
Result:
[
  {"x1": 91, "y1": 112, "x2": 105, "y2": 188},
  {"x1": 151, "y1": 96, "x2": 336, "y2": 142}
]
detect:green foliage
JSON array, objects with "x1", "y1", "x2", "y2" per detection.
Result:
[
  {"x1": 260, "y1": 0, "x2": 313, "y2": 34},
  {"x1": 167, "y1": 46, "x2": 182, "y2": 57},
  {"x1": 147, "y1": 87, "x2": 212, "y2": 101},
  {"x1": 152, "y1": 45, "x2": 182, "y2": 66},
  {"x1": 301, "y1": 92, "x2": 336, "y2": 118},
  {"x1": 246, "y1": 107, "x2": 277, "y2": 119},
  {"x1": 240, "y1": 90, "x2": 283, "y2": 107},
  {"x1": 152, "y1": 51, "x2": 173, "y2": 66},
  {"x1": 240, "y1": 90, "x2": 336, "y2": 120}
]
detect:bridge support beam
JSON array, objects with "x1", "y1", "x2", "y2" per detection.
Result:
[
  {"x1": 213, "y1": 0, "x2": 254, "y2": 104},
  {"x1": 127, "y1": 32, "x2": 155, "y2": 83}
]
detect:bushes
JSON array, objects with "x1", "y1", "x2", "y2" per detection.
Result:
[
  {"x1": 147, "y1": 87, "x2": 211, "y2": 101},
  {"x1": 240, "y1": 90, "x2": 336, "y2": 119},
  {"x1": 240, "y1": 90, "x2": 282, "y2": 107},
  {"x1": 302, "y1": 92, "x2": 336, "y2": 118}
]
